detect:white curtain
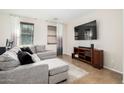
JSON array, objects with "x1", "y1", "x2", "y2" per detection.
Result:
[
  {"x1": 57, "y1": 23, "x2": 64, "y2": 55},
  {"x1": 10, "y1": 16, "x2": 21, "y2": 47}
]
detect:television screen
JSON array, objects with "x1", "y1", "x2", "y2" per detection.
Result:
[{"x1": 74, "y1": 20, "x2": 97, "y2": 40}]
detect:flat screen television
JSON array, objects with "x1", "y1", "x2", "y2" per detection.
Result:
[{"x1": 74, "y1": 20, "x2": 97, "y2": 40}]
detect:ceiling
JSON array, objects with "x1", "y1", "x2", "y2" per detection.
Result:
[{"x1": 0, "y1": 9, "x2": 93, "y2": 23}]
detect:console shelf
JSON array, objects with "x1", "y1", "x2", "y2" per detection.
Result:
[{"x1": 72, "y1": 45, "x2": 103, "y2": 69}]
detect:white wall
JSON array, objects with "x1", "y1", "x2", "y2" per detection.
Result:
[
  {"x1": 0, "y1": 14, "x2": 53, "y2": 51},
  {"x1": 0, "y1": 14, "x2": 48, "y2": 47},
  {"x1": 65, "y1": 10, "x2": 123, "y2": 73},
  {"x1": 0, "y1": 14, "x2": 59, "y2": 52},
  {"x1": 20, "y1": 18, "x2": 48, "y2": 46},
  {"x1": 0, "y1": 14, "x2": 12, "y2": 46}
]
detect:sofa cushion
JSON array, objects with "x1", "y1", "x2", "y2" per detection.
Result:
[
  {"x1": 37, "y1": 50, "x2": 56, "y2": 59},
  {"x1": 49, "y1": 71, "x2": 68, "y2": 84},
  {"x1": 42, "y1": 58, "x2": 69, "y2": 76},
  {"x1": 7, "y1": 47, "x2": 21, "y2": 62},
  {"x1": 4, "y1": 51, "x2": 20, "y2": 62},
  {"x1": 9, "y1": 47, "x2": 21, "y2": 54},
  {"x1": 17, "y1": 51, "x2": 34, "y2": 65},
  {"x1": 31, "y1": 54, "x2": 41, "y2": 62},
  {"x1": 21, "y1": 47, "x2": 33, "y2": 54},
  {"x1": 35, "y1": 45, "x2": 45, "y2": 53},
  {"x1": 38, "y1": 55, "x2": 57, "y2": 60},
  {"x1": 0, "y1": 54, "x2": 14, "y2": 62},
  {"x1": 0, "y1": 60, "x2": 19, "y2": 71},
  {"x1": 30, "y1": 46, "x2": 36, "y2": 53},
  {"x1": 0, "y1": 53, "x2": 20, "y2": 71}
]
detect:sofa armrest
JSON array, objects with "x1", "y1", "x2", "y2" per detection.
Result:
[{"x1": 0, "y1": 62, "x2": 48, "y2": 84}]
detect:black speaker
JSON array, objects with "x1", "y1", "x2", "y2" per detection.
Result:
[{"x1": 91, "y1": 44, "x2": 94, "y2": 49}]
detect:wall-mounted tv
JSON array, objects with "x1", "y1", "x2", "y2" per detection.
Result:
[{"x1": 74, "y1": 20, "x2": 97, "y2": 40}]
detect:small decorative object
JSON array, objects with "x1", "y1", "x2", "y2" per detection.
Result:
[
  {"x1": 6, "y1": 39, "x2": 14, "y2": 50},
  {"x1": 91, "y1": 44, "x2": 94, "y2": 49},
  {"x1": 75, "y1": 54, "x2": 78, "y2": 57}
]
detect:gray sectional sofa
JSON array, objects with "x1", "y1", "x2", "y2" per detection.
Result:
[
  {"x1": 30, "y1": 45, "x2": 57, "y2": 60},
  {"x1": 0, "y1": 45, "x2": 69, "y2": 84}
]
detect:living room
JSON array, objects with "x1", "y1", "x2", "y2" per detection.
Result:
[{"x1": 0, "y1": 9, "x2": 123, "y2": 84}]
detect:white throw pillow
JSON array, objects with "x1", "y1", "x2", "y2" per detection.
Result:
[
  {"x1": 9, "y1": 47, "x2": 21, "y2": 53},
  {"x1": 25, "y1": 52, "x2": 41, "y2": 62},
  {"x1": 0, "y1": 53, "x2": 20, "y2": 71},
  {"x1": 0, "y1": 60, "x2": 20, "y2": 71},
  {"x1": 31, "y1": 54, "x2": 41, "y2": 62},
  {"x1": 30, "y1": 46, "x2": 36, "y2": 53},
  {"x1": 0, "y1": 54, "x2": 14, "y2": 62},
  {"x1": 4, "y1": 51, "x2": 19, "y2": 62}
]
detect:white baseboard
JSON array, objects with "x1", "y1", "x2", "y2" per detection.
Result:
[{"x1": 104, "y1": 66, "x2": 123, "y2": 74}]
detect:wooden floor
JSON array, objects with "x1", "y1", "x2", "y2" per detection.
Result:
[{"x1": 58, "y1": 54, "x2": 122, "y2": 84}]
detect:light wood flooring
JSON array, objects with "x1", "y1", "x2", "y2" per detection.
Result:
[{"x1": 58, "y1": 54, "x2": 122, "y2": 84}]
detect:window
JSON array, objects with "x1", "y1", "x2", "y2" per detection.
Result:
[
  {"x1": 20, "y1": 22, "x2": 34, "y2": 45},
  {"x1": 47, "y1": 26, "x2": 57, "y2": 44}
]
